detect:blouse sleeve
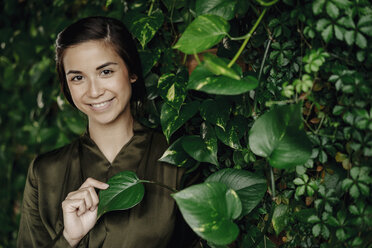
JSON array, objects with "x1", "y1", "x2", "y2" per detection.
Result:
[{"x1": 17, "y1": 158, "x2": 73, "y2": 248}]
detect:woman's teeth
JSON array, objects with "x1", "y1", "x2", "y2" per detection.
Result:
[{"x1": 91, "y1": 100, "x2": 110, "y2": 108}]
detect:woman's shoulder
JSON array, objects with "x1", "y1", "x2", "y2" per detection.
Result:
[{"x1": 30, "y1": 139, "x2": 80, "y2": 179}]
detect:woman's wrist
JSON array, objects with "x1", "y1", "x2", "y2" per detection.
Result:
[{"x1": 62, "y1": 229, "x2": 81, "y2": 248}]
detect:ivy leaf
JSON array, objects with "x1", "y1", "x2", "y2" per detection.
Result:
[
  {"x1": 97, "y1": 171, "x2": 144, "y2": 219},
  {"x1": 139, "y1": 49, "x2": 161, "y2": 76},
  {"x1": 172, "y1": 182, "x2": 241, "y2": 245},
  {"x1": 125, "y1": 10, "x2": 164, "y2": 48},
  {"x1": 206, "y1": 168, "x2": 267, "y2": 216},
  {"x1": 200, "y1": 98, "x2": 231, "y2": 130},
  {"x1": 182, "y1": 135, "x2": 218, "y2": 165},
  {"x1": 272, "y1": 204, "x2": 288, "y2": 235},
  {"x1": 249, "y1": 103, "x2": 312, "y2": 169},
  {"x1": 196, "y1": 0, "x2": 238, "y2": 21},
  {"x1": 188, "y1": 64, "x2": 258, "y2": 95},
  {"x1": 215, "y1": 117, "x2": 246, "y2": 149},
  {"x1": 173, "y1": 14, "x2": 230, "y2": 54},
  {"x1": 158, "y1": 71, "x2": 187, "y2": 111},
  {"x1": 161, "y1": 101, "x2": 200, "y2": 142},
  {"x1": 159, "y1": 136, "x2": 195, "y2": 168}
]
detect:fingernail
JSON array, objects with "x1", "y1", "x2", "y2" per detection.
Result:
[{"x1": 104, "y1": 183, "x2": 109, "y2": 188}]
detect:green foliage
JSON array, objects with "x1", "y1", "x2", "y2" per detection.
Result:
[
  {"x1": 2, "y1": 0, "x2": 372, "y2": 247},
  {"x1": 97, "y1": 171, "x2": 145, "y2": 219}
]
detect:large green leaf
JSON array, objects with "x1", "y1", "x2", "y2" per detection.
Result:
[
  {"x1": 206, "y1": 168, "x2": 267, "y2": 216},
  {"x1": 157, "y1": 71, "x2": 187, "y2": 111},
  {"x1": 200, "y1": 98, "x2": 231, "y2": 130},
  {"x1": 196, "y1": 0, "x2": 238, "y2": 21},
  {"x1": 249, "y1": 103, "x2": 312, "y2": 169},
  {"x1": 172, "y1": 182, "x2": 241, "y2": 245},
  {"x1": 97, "y1": 171, "x2": 145, "y2": 219},
  {"x1": 182, "y1": 135, "x2": 218, "y2": 165},
  {"x1": 188, "y1": 64, "x2": 258, "y2": 95},
  {"x1": 173, "y1": 14, "x2": 230, "y2": 54},
  {"x1": 126, "y1": 10, "x2": 164, "y2": 48},
  {"x1": 159, "y1": 136, "x2": 195, "y2": 168},
  {"x1": 161, "y1": 101, "x2": 200, "y2": 142}
]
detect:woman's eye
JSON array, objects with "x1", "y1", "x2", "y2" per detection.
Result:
[
  {"x1": 71, "y1": 75, "x2": 83, "y2": 81},
  {"x1": 101, "y1": 69, "x2": 113, "y2": 76}
]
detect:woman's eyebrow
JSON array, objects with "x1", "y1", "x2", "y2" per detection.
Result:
[
  {"x1": 66, "y1": 70, "x2": 82, "y2": 75},
  {"x1": 96, "y1": 62, "x2": 118, "y2": 70}
]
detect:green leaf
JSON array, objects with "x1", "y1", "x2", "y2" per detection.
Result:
[
  {"x1": 161, "y1": 101, "x2": 200, "y2": 142},
  {"x1": 321, "y1": 24, "x2": 333, "y2": 43},
  {"x1": 313, "y1": 0, "x2": 325, "y2": 15},
  {"x1": 158, "y1": 71, "x2": 187, "y2": 111},
  {"x1": 159, "y1": 137, "x2": 195, "y2": 167},
  {"x1": 126, "y1": 10, "x2": 164, "y2": 48},
  {"x1": 196, "y1": 0, "x2": 238, "y2": 21},
  {"x1": 336, "y1": 228, "x2": 347, "y2": 241},
  {"x1": 200, "y1": 98, "x2": 231, "y2": 130},
  {"x1": 172, "y1": 182, "x2": 241, "y2": 245},
  {"x1": 326, "y1": 1, "x2": 339, "y2": 19},
  {"x1": 173, "y1": 14, "x2": 230, "y2": 54},
  {"x1": 188, "y1": 64, "x2": 258, "y2": 95},
  {"x1": 349, "y1": 184, "x2": 360, "y2": 198},
  {"x1": 97, "y1": 171, "x2": 145, "y2": 219},
  {"x1": 139, "y1": 49, "x2": 161, "y2": 76},
  {"x1": 312, "y1": 223, "x2": 321, "y2": 237},
  {"x1": 206, "y1": 168, "x2": 267, "y2": 216},
  {"x1": 203, "y1": 53, "x2": 241, "y2": 80},
  {"x1": 355, "y1": 32, "x2": 367, "y2": 49},
  {"x1": 215, "y1": 117, "x2": 245, "y2": 149},
  {"x1": 308, "y1": 215, "x2": 321, "y2": 223},
  {"x1": 182, "y1": 135, "x2": 218, "y2": 165},
  {"x1": 272, "y1": 204, "x2": 288, "y2": 235},
  {"x1": 249, "y1": 103, "x2": 312, "y2": 169}
]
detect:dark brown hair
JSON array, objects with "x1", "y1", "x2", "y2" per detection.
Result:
[{"x1": 55, "y1": 16, "x2": 145, "y2": 110}]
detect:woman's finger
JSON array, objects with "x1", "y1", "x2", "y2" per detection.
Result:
[
  {"x1": 62, "y1": 198, "x2": 86, "y2": 216},
  {"x1": 80, "y1": 177, "x2": 109, "y2": 190},
  {"x1": 67, "y1": 188, "x2": 94, "y2": 210}
]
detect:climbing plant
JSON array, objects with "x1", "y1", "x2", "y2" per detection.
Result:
[{"x1": 0, "y1": 0, "x2": 371, "y2": 247}]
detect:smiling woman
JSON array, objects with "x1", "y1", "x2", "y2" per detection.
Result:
[{"x1": 16, "y1": 16, "x2": 198, "y2": 248}]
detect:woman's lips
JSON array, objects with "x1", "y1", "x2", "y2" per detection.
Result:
[{"x1": 89, "y1": 98, "x2": 114, "y2": 111}]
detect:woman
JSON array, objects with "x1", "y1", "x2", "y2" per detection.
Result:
[{"x1": 17, "y1": 16, "x2": 196, "y2": 248}]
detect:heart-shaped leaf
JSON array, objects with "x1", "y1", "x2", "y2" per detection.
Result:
[
  {"x1": 206, "y1": 168, "x2": 267, "y2": 216},
  {"x1": 200, "y1": 98, "x2": 231, "y2": 130},
  {"x1": 139, "y1": 48, "x2": 161, "y2": 76},
  {"x1": 161, "y1": 101, "x2": 200, "y2": 142},
  {"x1": 188, "y1": 64, "x2": 258, "y2": 95},
  {"x1": 158, "y1": 71, "x2": 187, "y2": 111},
  {"x1": 249, "y1": 103, "x2": 312, "y2": 169},
  {"x1": 125, "y1": 10, "x2": 164, "y2": 48},
  {"x1": 182, "y1": 135, "x2": 218, "y2": 165},
  {"x1": 97, "y1": 171, "x2": 145, "y2": 219},
  {"x1": 215, "y1": 116, "x2": 247, "y2": 149},
  {"x1": 159, "y1": 136, "x2": 195, "y2": 168},
  {"x1": 172, "y1": 182, "x2": 241, "y2": 245},
  {"x1": 173, "y1": 14, "x2": 230, "y2": 54}
]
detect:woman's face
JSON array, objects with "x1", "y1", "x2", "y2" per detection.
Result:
[{"x1": 63, "y1": 40, "x2": 136, "y2": 127}]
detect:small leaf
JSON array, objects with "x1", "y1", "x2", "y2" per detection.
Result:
[
  {"x1": 203, "y1": 53, "x2": 241, "y2": 80},
  {"x1": 159, "y1": 137, "x2": 195, "y2": 168},
  {"x1": 158, "y1": 72, "x2": 187, "y2": 111},
  {"x1": 326, "y1": 1, "x2": 339, "y2": 19},
  {"x1": 161, "y1": 101, "x2": 200, "y2": 142},
  {"x1": 182, "y1": 135, "x2": 218, "y2": 165},
  {"x1": 313, "y1": 0, "x2": 325, "y2": 15},
  {"x1": 272, "y1": 204, "x2": 288, "y2": 235},
  {"x1": 200, "y1": 98, "x2": 231, "y2": 130},
  {"x1": 321, "y1": 24, "x2": 333, "y2": 43},
  {"x1": 312, "y1": 223, "x2": 321, "y2": 237},
  {"x1": 173, "y1": 14, "x2": 230, "y2": 54},
  {"x1": 98, "y1": 171, "x2": 145, "y2": 219},
  {"x1": 206, "y1": 168, "x2": 267, "y2": 216},
  {"x1": 355, "y1": 32, "x2": 367, "y2": 49},
  {"x1": 172, "y1": 182, "x2": 241, "y2": 245}
]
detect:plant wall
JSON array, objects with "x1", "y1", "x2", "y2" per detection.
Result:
[{"x1": 1, "y1": 0, "x2": 371, "y2": 247}]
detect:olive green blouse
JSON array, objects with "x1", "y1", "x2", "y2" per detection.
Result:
[{"x1": 17, "y1": 122, "x2": 197, "y2": 248}]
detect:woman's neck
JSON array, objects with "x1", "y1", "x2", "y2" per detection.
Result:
[{"x1": 88, "y1": 114, "x2": 134, "y2": 163}]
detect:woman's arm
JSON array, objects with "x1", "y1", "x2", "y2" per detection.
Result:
[{"x1": 17, "y1": 158, "x2": 73, "y2": 248}]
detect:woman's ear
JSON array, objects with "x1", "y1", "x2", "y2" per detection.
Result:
[{"x1": 130, "y1": 74, "x2": 138, "y2": 83}]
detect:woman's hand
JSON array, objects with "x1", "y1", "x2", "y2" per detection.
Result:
[{"x1": 62, "y1": 178, "x2": 109, "y2": 247}]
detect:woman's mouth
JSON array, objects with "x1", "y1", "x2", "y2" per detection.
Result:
[{"x1": 89, "y1": 98, "x2": 114, "y2": 111}]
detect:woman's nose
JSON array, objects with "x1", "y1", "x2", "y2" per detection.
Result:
[{"x1": 87, "y1": 78, "x2": 104, "y2": 98}]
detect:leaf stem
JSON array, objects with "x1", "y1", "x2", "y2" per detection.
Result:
[
  {"x1": 270, "y1": 165, "x2": 276, "y2": 200},
  {"x1": 227, "y1": 8, "x2": 267, "y2": 68},
  {"x1": 141, "y1": 180, "x2": 178, "y2": 193},
  {"x1": 194, "y1": 53, "x2": 201, "y2": 65},
  {"x1": 148, "y1": 0, "x2": 155, "y2": 16}
]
